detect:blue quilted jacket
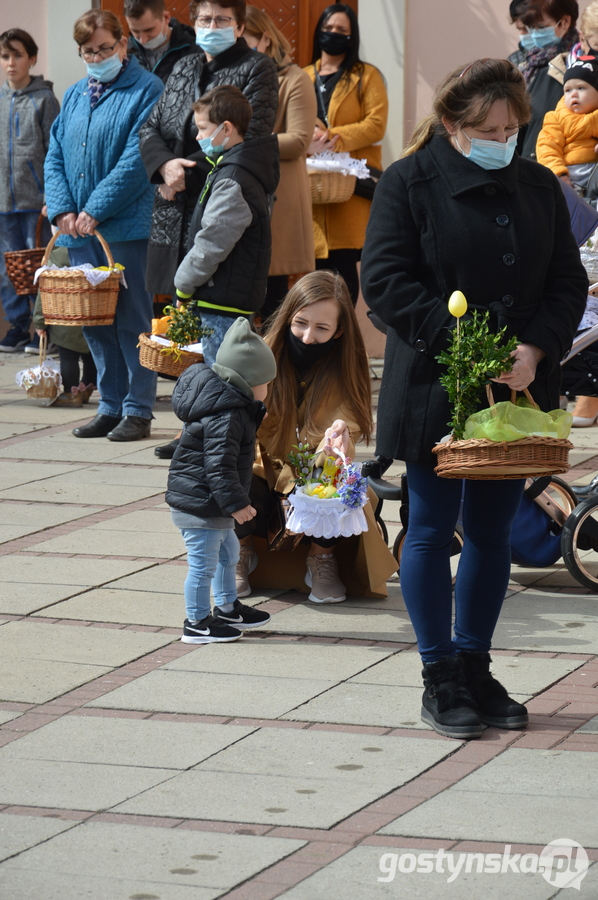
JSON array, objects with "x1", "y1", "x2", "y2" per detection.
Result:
[{"x1": 44, "y1": 56, "x2": 163, "y2": 247}]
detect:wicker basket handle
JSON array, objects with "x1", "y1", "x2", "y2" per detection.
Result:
[
  {"x1": 38, "y1": 331, "x2": 47, "y2": 366},
  {"x1": 41, "y1": 228, "x2": 115, "y2": 268},
  {"x1": 35, "y1": 213, "x2": 45, "y2": 249},
  {"x1": 485, "y1": 383, "x2": 539, "y2": 409}
]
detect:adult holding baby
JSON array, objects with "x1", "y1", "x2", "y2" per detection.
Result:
[{"x1": 44, "y1": 8, "x2": 163, "y2": 440}]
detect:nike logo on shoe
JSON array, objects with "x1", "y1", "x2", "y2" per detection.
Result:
[
  {"x1": 219, "y1": 615, "x2": 243, "y2": 623},
  {"x1": 186, "y1": 625, "x2": 210, "y2": 635}
]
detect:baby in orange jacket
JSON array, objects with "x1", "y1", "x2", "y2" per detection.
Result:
[{"x1": 537, "y1": 55, "x2": 598, "y2": 191}]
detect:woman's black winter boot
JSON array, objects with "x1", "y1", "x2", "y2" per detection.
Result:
[
  {"x1": 421, "y1": 654, "x2": 485, "y2": 739},
  {"x1": 458, "y1": 650, "x2": 529, "y2": 729}
]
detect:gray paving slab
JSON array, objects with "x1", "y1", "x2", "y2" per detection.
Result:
[
  {"x1": 0, "y1": 621, "x2": 174, "y2": 666},
  {"x1": 0, "y1": 460, "x2": 83, "y2": 490},
  {"x1": 380, "y1": 748, "x2": 598, "y2": 848},
  {"x1": 163, "y1": 639, "x2": 394, "y2": 680},
  {"x1": 0, "y1": 583, "x2": 94, "y2": 616},
  {"x1": 0, "y1": 503, "x2": 102, "y2": 546},
  {"x1": 493, "y1": 590, "x2": 598, "y2": 652},
  {"x1": 0, "y1": 423, "x2": 49, "y2": 439},
  {"x1": 38, "y1": 463, "x2": 168, "y2": 487},
  {"x1": 42, "y1": 587, "x2": 183, "y2": 627},
  {"x1": 0, "y1": 657, "x2": 112, "y2": 703},
  {"x1": 31, "y1": 526, "x2": 183, "y2": 558},
  {"x1": 340, "y1": 581, "x2": 406, "y2": 610},
  {"x1": 264, "y1": 603, "x2": 417, "y2": 643},
  {"x1": 85, "y1": 668, "x2": 339, "y2": 718},
  {"x1": 0, "y1": 480, "x2": 161, "y2": 505},
  {"x1": 116, "y1": 729, "x2": 456, "y2": 828},
  {"x1": 90, "y1": 509, "x2": 176, "y2": 534},
  {"x1": 0, "y1": 437, "x2": 153, "y2": 463},
  {"x1": 0, "y1": 554, "x2": 154, "y2": 585},
  {"x1": 0, "y1": 710, "x2": 21, "y2": 724},
  {"x1": 576, "y1": 714, "x2": 598, "y2": 733},
  {"x1": 281, "y1": 682, "x2": 430, "y2": 728},
  {"x1": 348, "y1": 650, "x2": 584, "y2": 696},
  {"x1": 0, "y1": 757, "x2": 176, "y2": 810},
  {"x1": 278, "y1": 843, "x2": 568, "y2": 900},
  {"x1": 0, "y1": 814, "x2": 74, "y2": 863},
  {"x1": 0, "y1": 821, "x2": 305, "y2": 900},
  {"x1": 104, "y1": 563, "x2": 203, "y2": 595},
  {"x1": 0, "y1": 717, "x2": 256, "y2": 769}
]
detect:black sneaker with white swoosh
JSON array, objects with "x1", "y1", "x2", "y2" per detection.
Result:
[
  {"x1": 213, "y1": 600, "x2": 271, "y2": 631},
  {"x1": 181, "y1": 615, "x2": 242, "y2": 644}
]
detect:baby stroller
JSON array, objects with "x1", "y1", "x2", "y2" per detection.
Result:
[{"x1": 364, "y1": 460, "x2": 598, "y2": 592}]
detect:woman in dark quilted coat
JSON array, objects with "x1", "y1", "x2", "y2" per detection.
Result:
[{"x1": 139, "y1": 0, "x2": 278, "y2": 295}]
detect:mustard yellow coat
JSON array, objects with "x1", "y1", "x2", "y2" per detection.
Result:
[
  {"x1": 303, "y1": 61, "x2": 389, "y2": 256},
  {"x1": 248, "y1": 387, "x2": 398, "y2": 598},
  {"x1": 536, "y1": 98, "x2": 598, "y2": 176},
  {"x1": 270, "y1": 58, "x2": 317, "y2": 276}
]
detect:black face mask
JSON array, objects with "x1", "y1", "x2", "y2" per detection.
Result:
[
  {"x1": 319, "y1": 30, "x2": 352, "y2": 57},
  {"x1": 286, "y1": 327, "x2": 335, "y2": 372}
]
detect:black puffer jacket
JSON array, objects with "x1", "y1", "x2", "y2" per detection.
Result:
[
  {"x1": 139, "y1": 38, "x2": 279, "y2": 294},
  {"x1": 127, "y1": 18, "x2": 197, "y2": 85},
  {"x1": 166, "y1": 364, "x2": 267, "y2": 518}
]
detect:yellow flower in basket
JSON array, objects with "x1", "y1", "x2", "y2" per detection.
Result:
[{"x1": 305, "y1": 483, "x2": 338, "y2": 499}]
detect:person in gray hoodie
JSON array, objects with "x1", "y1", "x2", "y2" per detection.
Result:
[{"x1": 0, "y1": 29, "x2": 59, "y2": 351}]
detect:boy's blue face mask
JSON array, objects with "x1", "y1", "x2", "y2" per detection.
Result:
[
  {"x1": 520, "y1": 25, "x2": 560, "y2": 50},
  {"x1": 197, "y1": 121, "x2": 229, "y2": 156}
]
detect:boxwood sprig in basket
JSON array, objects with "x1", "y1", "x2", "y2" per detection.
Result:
[
  {"x1": 162, "y1": 301, "x2": 213, "y2": 348},
  {"x1": 436, "y1": 293, "x2": 518, "y2": 440}
]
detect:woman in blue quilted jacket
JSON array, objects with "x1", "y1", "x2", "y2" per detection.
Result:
[{"x1": 44, "y1": 8, "x2": 163, "y2": 442}]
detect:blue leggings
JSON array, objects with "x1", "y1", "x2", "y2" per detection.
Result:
[{"x1": 400, "y1": 462, "x2": 525, "y2": 663}]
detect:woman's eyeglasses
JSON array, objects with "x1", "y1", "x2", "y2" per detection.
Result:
[
  {"x1": 78, "y1": 40, "x2": 119, "y2": 61},
  {"x1": 195, "y1": 16, "x2": 236, "y2": 29}
]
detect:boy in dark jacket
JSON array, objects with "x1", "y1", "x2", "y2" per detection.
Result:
[
  {"x1": 174, "y1": 84, "x2": 279, "y2": 366},
  {"x1": 166, "y1": 317, "x2": 276, "y2": 643}
]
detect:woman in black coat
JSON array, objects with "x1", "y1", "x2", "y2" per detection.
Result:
[
  {"x1": 138, "y1": 0, "x2": 278, "y2": 295},
  {"x1": 361, "y1": 58, "x2": 588, "y2": 741}
]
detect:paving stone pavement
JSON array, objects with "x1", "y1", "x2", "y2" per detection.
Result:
[{"x1": 0, "y1": 353, "x2": 597, "y2": 899}]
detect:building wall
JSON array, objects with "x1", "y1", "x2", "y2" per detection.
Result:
[{"x1": 0, "y1": 0, "x2": 48, "y2": 88}]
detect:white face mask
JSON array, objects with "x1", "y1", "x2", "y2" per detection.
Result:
[
  {"x1": 456, "y1": 131, "x2": 519, "y2": 170},
  {"x1": 139, "y1": 27, "x2": 169, "y2": 51}
]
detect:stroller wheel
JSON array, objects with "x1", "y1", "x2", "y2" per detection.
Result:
[
  {"x1": 393, "y1": 526, "x2": 463, "y2": 587},
  {"x1": 561, "y1": 496, "x2": 598, "y2": 591}
]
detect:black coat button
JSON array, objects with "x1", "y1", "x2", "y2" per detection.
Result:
[
  {"x1": 502, "y1": 294, "x2": 514, "y2": 307},
  {"x1": 484, "y1": 185, "x2": 497, "y2": 196},
  {"x1": 414, "y1": 339, "x2": 427, "y2": 352},
  {"x1": 503, "y1": 253, "x2": 515, "y2": 266},
  {"x1": 496, "y1": 214, "x2": 509, "y2": 226}
]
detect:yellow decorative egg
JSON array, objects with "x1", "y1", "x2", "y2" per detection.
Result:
[
  {"x1": 448, "y1": 290, "x2": 467, "y2": 318},
  {"x1": 114, "y1": 263, "x2": 125, "y2": 270}
]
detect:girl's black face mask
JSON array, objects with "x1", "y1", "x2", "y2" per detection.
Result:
[
  {"x1": 318, "y1": 30, "x2": 352, "y2": 56},
  {"x1": 286, "y1": 327, "x2": 335, "y2": 371}
]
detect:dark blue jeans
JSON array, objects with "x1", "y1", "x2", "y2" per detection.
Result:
[
  {"x1": 400, "y1": 462, "x2": 525, "y2": 663},
  {"x1": 69, "y1": 238, "x2": 156, "y2": 419}
]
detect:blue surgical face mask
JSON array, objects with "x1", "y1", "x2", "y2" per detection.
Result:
[
  {"x1": 456, "y1": 131, "x2": 519, "y2": 170},
  {"x1": 197, "y1": 121, "x2": 229, "y2": 156},
  {"x1": 520, "y1": 25, "x2": 559, "y2": 50},
  {"x1": 195, "y1": 26, "x2": 236, "y2": 56},
  {"x1": 86, "y1": 51, "x2": 123, "y2": 82}
]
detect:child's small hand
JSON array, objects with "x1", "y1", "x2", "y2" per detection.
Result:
[
  {"x1": 35, "y1": 329, "x2": 46, "y2": 338},
  {"x1": 231, "y1": 505, "x2": 257, "y2": 524},
  {"x1": 559, "y1": 173, "x2": 573, "y2": 186}
]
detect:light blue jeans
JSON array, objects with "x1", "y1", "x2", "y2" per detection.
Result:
[
  {"x1": 180, "y1": 526, "x2": 240, "y2": 621},
  {"x1": 199, "y1": 313, "x2": 236, "y2": 367},
  {"x1": 69, "y1": 238, "x2": 157, "y2": 419},
  {"x1": 0, "y1": 211, "x2": 50, "y2": 327}
]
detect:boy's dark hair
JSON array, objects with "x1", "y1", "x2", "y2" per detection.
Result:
[
  {"x1": 0, "y1": 28, "x2": 38, "y2": 58},
  {"x1": 190, "y1": 0, "x2": 246, "y2": 27},
  {"x1": 124, "y1": 0, "x2": 165, "y2": 18},
  {"x1": 192, "y1": 85, "x2": 252, "y2": 137}
]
